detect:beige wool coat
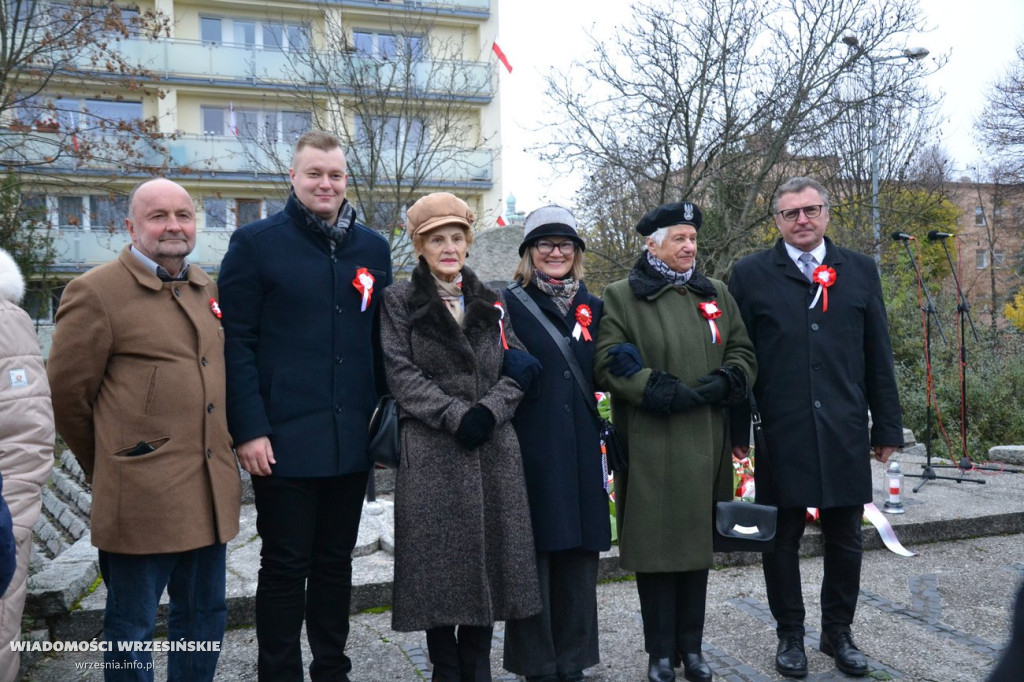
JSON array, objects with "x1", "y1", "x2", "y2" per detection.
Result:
[{"x1": 48, "y1": 246, "x2": 241, "y2": 554}]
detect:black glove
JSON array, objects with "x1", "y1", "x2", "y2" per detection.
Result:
[
  {"x1": 695, "y1": 374, "x2": 730, "y2": 406},
  {"x1": 608, "y1": 343, "x2": 643, "y2": 378},
  {"x1": 502, "y1": 349, "x2": 543, "y2": 392},
  {"x1": 670, "y1": 382, "x2": 706, "y2": 413},
  {"x1": 456, "y1": 405, "x2": 496, "y2": 449}
]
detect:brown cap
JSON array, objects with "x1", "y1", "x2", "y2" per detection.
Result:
[{"x1": 406, "y1": 192, "x2": 476, "y2": 239}]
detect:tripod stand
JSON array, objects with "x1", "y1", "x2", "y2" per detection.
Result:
[{"x1": 893, "y1": 235, "x2": 983, "y2": 491}]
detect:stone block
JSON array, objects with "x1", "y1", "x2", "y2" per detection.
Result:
[
  {"x1": 25, "y1": 536, "x2": 98, "y2": 619},
  {"x1": 988, "y1": 445, "x2": 1024, "y2": 466}
]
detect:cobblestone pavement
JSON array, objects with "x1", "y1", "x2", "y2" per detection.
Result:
[{"x1": 24, "y1": 532, "x2": 1024, "y2": 681}]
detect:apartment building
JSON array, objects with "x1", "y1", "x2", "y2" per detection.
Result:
[{"x1": 6, "y1": 0, "x2": 500, "y2": 339}]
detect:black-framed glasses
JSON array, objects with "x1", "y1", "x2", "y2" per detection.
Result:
[
  {"x1": 776, "y1": 204, "x2": 824, "y2": 222},
  {"x1": 534, "y1": 240, "x2": 576, "y2": 255}
]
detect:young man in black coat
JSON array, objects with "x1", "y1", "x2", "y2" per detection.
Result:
[{"x1": 728, "y1": 176, "x2": 903, "y2": 679}]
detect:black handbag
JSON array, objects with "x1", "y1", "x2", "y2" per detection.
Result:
[
  {"x1": 712, "y1": 392, "x2": 776, "y2": 552},
  {"x1": 367, "y1": 395, "x2": 400, "y2": 468},
  {"x1": 507, "y1": 283, "x2": 628, "y2": 471}
]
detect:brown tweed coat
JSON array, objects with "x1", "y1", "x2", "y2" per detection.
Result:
[
  {"x1": 47, "y1": 247, "x2": 241, "y2": 555},
  {"x1": 379, "y1": 261, "x2": 541, "y2": 632}
]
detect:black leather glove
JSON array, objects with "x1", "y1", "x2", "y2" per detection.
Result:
[
  {"x1": 695, "y1": 374, "x2": 730, "y2": 406},
  {"x1": 502, "y1": 349, "x2": 543, "y2": 392},
  {"x1": 608, "y1": 343, "x2": 643, "y2": 378},
  {"x1": 456, "y1": 405, "x2": 496, "y2": 449},
  {"x1": 670, "y1": 381, "x2": 706, "y2": 413}
]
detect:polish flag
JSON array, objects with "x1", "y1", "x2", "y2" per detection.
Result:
[
  {"x1": 496, "y1": 215, "x2": 508, "y2": 227},
  {"x1": 228, "y1": 102, "x2": 239, "y2": 136},
  {"x1": 492, "y1": 42, "x2": 513, "y2": 73}
]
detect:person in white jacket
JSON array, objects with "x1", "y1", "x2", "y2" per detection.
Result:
[{"x1": 0, "y1": 248, "x2": 54, "y2": 678}]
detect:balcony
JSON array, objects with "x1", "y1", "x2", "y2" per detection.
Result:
[
  {"x1": 49, "y1": 228, "x2": 233, "y2": 273},
  {"x1": 324, "y1": 0, "x2": 490, "y2": 14},
  {"x1": 72, "y1": 38, "x2": 493, "y2": 100}
]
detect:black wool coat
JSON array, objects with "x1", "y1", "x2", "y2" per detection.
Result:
[
  {"x1": 506, "y1": 282, "x2": 611, "y2": 554},
  {"x1": 379, "y1": 261, "x2": 542, "y2": 632},
  {"x1": 728, "y1": 238, "x2": 904, "y2": 509}
]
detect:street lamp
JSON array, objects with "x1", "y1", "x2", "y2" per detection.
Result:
[{"x1": 841, "y1": 33, "x2": 929, "y2": 270}]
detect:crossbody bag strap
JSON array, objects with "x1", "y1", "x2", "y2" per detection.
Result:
[{"x1": 507, "y1": 282, "x2": 600, "y2": 420}]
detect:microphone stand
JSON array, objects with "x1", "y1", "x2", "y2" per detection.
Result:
[{"x1": 915, "y1": 235, "x2": 988, "y2": 488}]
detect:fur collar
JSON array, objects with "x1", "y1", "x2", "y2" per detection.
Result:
[
  {"x1": 627, "y1": 253, "x2": 717, "y2": 299},
  {"x1": 0, "y1": 248, "x2": 25, "y2": 304},
  {"x1": 408, "y1": 258, "x2": 502, "y2": 340}
]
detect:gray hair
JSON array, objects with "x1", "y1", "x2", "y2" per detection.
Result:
[
  {"x1": 772, "y1": 176, "x2": 830, "y2": 214},
  {"x1": 646, "y1": 226, "x2": 671, "y2": 248}
]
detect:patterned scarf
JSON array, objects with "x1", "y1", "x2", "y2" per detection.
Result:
[
  {"x1": 292, "y1": 190, "x2": 355, "y2": 252},
  {"x1": 646, "y1": 250, "x2": 692, "y2": 287},
  {"x1": 433, "y1": 271, "x2": 465, "y2": 325},
  {"x1": 531, "y1": 270, "x2": 580, "y2": 316}
]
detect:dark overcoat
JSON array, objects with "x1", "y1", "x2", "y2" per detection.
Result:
[
  {"x1": 379, "y1": 261, "x2": 541, "y2": 632},
  {"x1": 218, "y1": 196, "x2": 393, "y2": 477},
  {"x1": 47, "y1": 247, "x2": 241, "y2": 554},
  {"x1": 727, "y1": 238, "x2": 904, "y2": 509},
  {"x1": 594, "y1": 257, "x2": 756, "y2": 573},
  {"x1": 506, "y1": 282, "x2": 611, "y2": 553}
]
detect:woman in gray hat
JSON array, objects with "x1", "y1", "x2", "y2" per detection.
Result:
[
  {"x1": 502, "y1": 205, "x2": 611, "y2": 682},
  {"x1": 378, "y1": 192, "x2": 542, "y2": 681}
]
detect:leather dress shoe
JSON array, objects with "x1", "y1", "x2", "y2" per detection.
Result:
[
  {"x1": 526, "y1": 676, "x2": 560, "y2": 682},
  {"x1": 560, "y1": 673, "x2": 586, "y2": 682},
  {"x1": 820, "y1": 630, "x2": 868, "y2": 676},
  {"x1": 648, "y1": 655, "x2": 676, "y2": 682},
  {"x1": 680, "y1": 652, "x2": 712, "y2": 682},
  {"x1": 775, "y1": 634, "x2": 808, "y2": 678}
]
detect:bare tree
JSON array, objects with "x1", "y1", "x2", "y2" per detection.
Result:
[
  {"x1": 540, "y1": 0, "x2": 939, "y2": 280},
  {"x1": 245, "y1": 6, "x2": 497, "y2": 273},
  {"x1": 977, "y1": 42, "x2": 1024, "y2": 175}
]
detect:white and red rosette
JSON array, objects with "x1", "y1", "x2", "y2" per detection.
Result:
[
  {"x1": 573, "y1": 304, "x2": 594, "y2": 341},
  {"x1": 209, "y1": 298, "x2": 223, "y2": 319},
  {"x1": 352, "y1": 267, "x2": 375, "y2": 312},
  {"x1": 698, "y1": 300, "x2": 723, "y2": 345},
  {"x1": 493, "y1": 301, "x2": 509, "y2": 349},
  {"x1": 809, "y1": 264, "x2": 837, "y2": 312}
]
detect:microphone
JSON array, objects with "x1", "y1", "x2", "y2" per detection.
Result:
[
  {"x1": 891, "y1": 232, "x2": 913, "y2": 241},
  {"x1": 927, "y1": 230, "x2": 954, "y2": 241}
]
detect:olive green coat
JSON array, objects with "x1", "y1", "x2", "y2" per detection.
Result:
[{"x1": 594, "y1": 258, "x2": 755, "y2": 572}]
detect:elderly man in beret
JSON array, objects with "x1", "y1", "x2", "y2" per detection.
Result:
[{"x1": 595, "y1": 201, "x2": 755, "y2": 682}]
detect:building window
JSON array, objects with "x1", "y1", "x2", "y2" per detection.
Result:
[
  {"x1": 90, "y1": 194, "x2": 129, "y2": 231},
  {"x1": 204, "y1": 197, "x2": 229, "y2": 230},
  {"x1": 204, "y1": 197, "x2": 269, "y2": 230},
  {"x1": 975, "y1": 206, "x2": 986, "y2": 226},
  {"x1": 18, "y1": 97, "x2": 142, "y2": 133},
  {"x1": 236, "y1": 199, "x2": 261, "y2": 226},
  {"x1": 22, "y1": 283, "x2": 65, "y2": 324},
  {"x1": 200, "y1": 16, "x2": 310, "y2": 51},
  {"x1": 977, "y1": 249, "x2": 989, "y2": 269},
  {"x1": 353, "y1": 30, "x2": 424, "y2": 60},
  {"x1": 57, "y1": 196, "x2": 85, "y2": 227},
  {"x1": 354, "y1": 115, "x2": 426, "y2": 152},
  {"x1": 994, "y1": 251, "x2": 1006, "y2": 268},
  {"x1": 201, "y1": 106, "x2": 311, "y2": 142},
  {"x1": 20, "y1": 195, "x2": 48, "y2": 227}
]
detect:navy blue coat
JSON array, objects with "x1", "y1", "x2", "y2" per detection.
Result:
[
  {"x1": 506, "y1": 282, "x2": 611, "y2": 553},
  {"x1": 728, "y1": 238, "x2": 903, "y2": 508},
  {"x1": 219, "y1": 197, "x2": 393, "y2": 477}
]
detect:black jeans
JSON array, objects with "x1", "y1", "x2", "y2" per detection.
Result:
[
  {"x1": 635, "y1": 569, "x2": 709, "y2": 657},
  {"x1": 763, "y1": 505, "x2": 863, "y2": 638},
  {"x1": 251, "y1": 471, "x2": 369, "y2": 682}
]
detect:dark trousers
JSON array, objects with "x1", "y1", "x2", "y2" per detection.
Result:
[
  {"x1": 99, "y1": 544, "x2": 227, "y2": 682},
  {"x1": 251, "y1": 471, "x2": 369, "y2": 682},
  {"x1": 635, "y1": 569, "x2": 709, "y2": 657},
  {"x1": 426, "y1": 624, "x2": 494, "y2": 682},
  {"x1": 503, "y1": 549, "x2": 600, "y2": 676},
  {"x1": 763, "y1": 505, "x2": 863, "y2": 638}
]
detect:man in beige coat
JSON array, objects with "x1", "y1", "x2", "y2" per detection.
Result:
[
  {"x1": 0, "y1": 247, "x2": 54, "y2": 679},
  {"x1": 48, "y1": 179, "x2": 241, "y2": 681}
]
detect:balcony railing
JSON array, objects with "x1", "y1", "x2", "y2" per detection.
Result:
[
  {"x1": 75, "y1": 38, "x2": 493, "y2": 99},
  {"x1": 49, "y1": 228, "x2": 233, "y2": 272},
  {"x1": 326, "y1": 0, "x2": 490, "y2": 12}
]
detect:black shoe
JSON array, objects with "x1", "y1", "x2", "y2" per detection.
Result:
[
  {"x1": 559, "y1": 673, "x2": 585, "y2": 682},
  {"x1": 775, "y1": 634, "x2": 808, "y2": 678},
  {"x1": 680, "y1": 652, "x2": 711, "y2": 682},
  {"x1": 648, "y1": 655, "x2": 676, "y2": 682},
  {"x1": 820, "y1": 631, "x2": 868, "y2": 677},
  {"x1": 526, "y1": 676, "x2": 560, "y2": 682}
]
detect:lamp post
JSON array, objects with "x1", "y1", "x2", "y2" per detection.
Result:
[{"x1": 841, "y1": 34, "x2": 929, "y2": 270}]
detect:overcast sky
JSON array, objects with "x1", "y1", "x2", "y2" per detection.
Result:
[{"x1": 495, "y1": 0, "x2": 1024, "y2": 216}]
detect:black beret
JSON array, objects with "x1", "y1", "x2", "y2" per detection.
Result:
[{"x1": 635, "y1": 201, "x2": 702, "y2": 236}]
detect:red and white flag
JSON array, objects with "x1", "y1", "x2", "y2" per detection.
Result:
[
  {"x1": 492, "y1": 42, "x2": 513, "y2": 73},
  {"x1": 228, "y1": 102, "x2": 239, "y2": 136},
  {"x1": 496, "y1": 215, "x2": 508, "y2": 227}
]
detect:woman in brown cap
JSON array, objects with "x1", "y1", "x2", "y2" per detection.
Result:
[{"x1": 378, "y1": 192, "x2": 542, "y2": 681}]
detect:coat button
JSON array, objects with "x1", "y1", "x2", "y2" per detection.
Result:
[
  {"x1": 563, "y1": 370, "x2": 571, "y2": 380},
  {"x1": 335, "y1": 403, "x2": 342, "y2": 412},
  {"x1": 812, "y1": 362, "x2": 821, "y2": 370},
  {"x1": 173, "y1": 289, "x2": 181, "y2": 298},
  {"x1": 336, "y1": 356, "x2": 344, "y2": 365},
  {"x1": 335, "y1": 305, "x2": 343, "y2": 314},
  {"x1": 201, "y1": 357, "x2": 207, "y2": 366},
  {"x1": 331, "y1": 255, "x2": 338, "y2": 263},
  {"x1": 206, "y1": 449, "x2": 212, "y2": 458},
  {"x1": 563, "y1": 404, "x2": 570, "y2": 413},
  {"x1": 207, "y1": 403, "x2": 215, "y2": 413},
  {"x1": 811, "y1": 323, "x2": 820, "y2": 331},
  {"x1": 814, "y1": 400, "x2": 822, "y2": 408}
]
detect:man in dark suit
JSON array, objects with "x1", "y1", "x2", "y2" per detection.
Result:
[
  {"x1": 728, "y1": 176, "x2": 903, "y2": 679},
  {"x1": 218, "y1": 131, "x2": 392, "y2": 681}
]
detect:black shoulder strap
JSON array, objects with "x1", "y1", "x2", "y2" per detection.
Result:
[{"x1": 507, "y1": 282, "x2": 600, "y2": 420}]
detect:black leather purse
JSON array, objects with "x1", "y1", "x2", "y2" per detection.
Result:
[
  {"x1": 712, "y1": 392, "x2": 776, "y2": 552},
  {"x1": 367, "y1": 395, "x2": 400, "y2": 468}
]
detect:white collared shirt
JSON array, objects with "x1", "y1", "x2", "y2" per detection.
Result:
[{"x1": 784, "y1": 241, "x2": 827, "y2": 271}]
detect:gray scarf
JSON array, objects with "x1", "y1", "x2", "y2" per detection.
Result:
[
  {"x1": 293, "y1": 190, "x2": 355, "y2": 252},
  {"x1": 646, "y1": 250, "x2": 692, "y2": 287}
]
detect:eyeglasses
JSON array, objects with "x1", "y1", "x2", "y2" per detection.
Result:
[
  {"x1": 776, "y1": 205, "x2": 824, "y2": 222},
  {"x1": 534, "y1": 240, "x2": 576, "y2": 255}
]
